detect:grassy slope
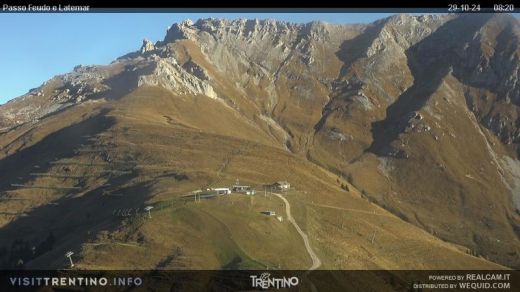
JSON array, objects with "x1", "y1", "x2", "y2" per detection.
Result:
[{"x1": 0, "y1": 85, "x2": 506, "y2": 271}]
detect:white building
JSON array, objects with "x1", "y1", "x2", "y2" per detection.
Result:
[{"x1": 212, "y1": 188, "x2": 231, "y2": 195}]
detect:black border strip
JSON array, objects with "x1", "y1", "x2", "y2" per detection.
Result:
[
  {"x1": 1, "y1": 0, "x2": 518, "y2": 10},
  {"x1": 1, "y1": 270, "x2": 519, "y2": 291},
  {"x1": 1, "y1": 8, "x2": 519, "y2": 14}
]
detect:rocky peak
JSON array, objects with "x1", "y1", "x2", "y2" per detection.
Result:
[
  {"x1": 181, "y1": 19, "x2": 194, "y2": 27},
  {"x1": 140, "y1": 38, "x2": 156, "y2": 54},
  {"x1": 163, "y1": 18, "x2": 198, "y2": 43}
]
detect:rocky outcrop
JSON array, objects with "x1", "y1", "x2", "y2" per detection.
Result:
[
  {"x1": 138, "y1": 58, "x2": 217, "y2": 99},
  {"x1": 163, "y1": 19, "x2": 196, "y2": 43},
  {"x1": 140, "y1": 38, "x2": 156, "y2": 54}
]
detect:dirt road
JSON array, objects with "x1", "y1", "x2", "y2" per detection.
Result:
[{"x1": 272, "y1": 192, "x2": 321, "y2": 271}]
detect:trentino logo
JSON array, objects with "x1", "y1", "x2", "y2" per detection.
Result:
[{"x1": 250, "y1": 272, "x2": 300, "y2": 289}]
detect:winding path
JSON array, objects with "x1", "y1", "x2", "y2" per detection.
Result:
[{"x1": 271, "y1": 192, "x2": 321, "y2": 271}]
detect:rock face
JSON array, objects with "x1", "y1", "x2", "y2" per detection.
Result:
[
  {"x1": 1, "y1": 14, "x2": 520, "y2": 268},
  {"x1": 137, "y1": 57, "x2": 217, "y2": 99}
]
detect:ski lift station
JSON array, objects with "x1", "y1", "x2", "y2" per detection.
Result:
[
  {"x1": 232, "y1": 185, "x2": 255, "y2": 195},
  {"x1": 271, "y1": 181, "x2": 290, "y2": 191}
]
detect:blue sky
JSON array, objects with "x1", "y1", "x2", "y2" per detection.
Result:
[{"x1": 0, "y1": 13, "x2": 395, "y2": 104}]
